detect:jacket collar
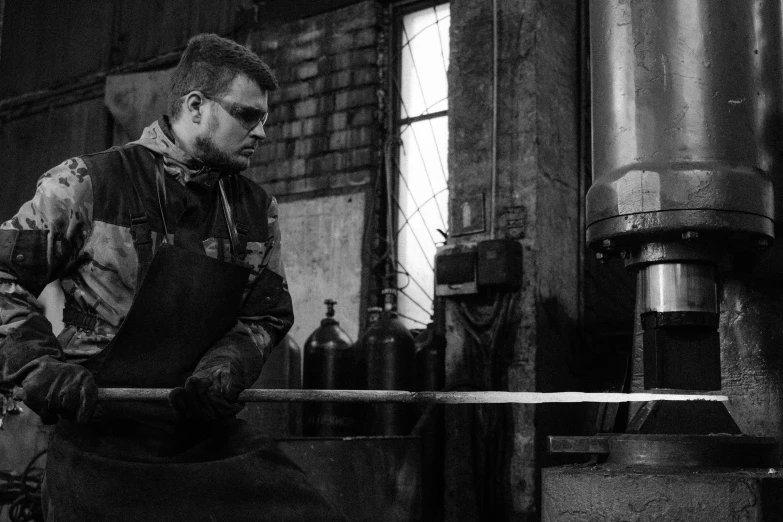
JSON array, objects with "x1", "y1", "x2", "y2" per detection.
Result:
[{"x1": 130, "y1": 116, "x2": 232, "y2": 187}]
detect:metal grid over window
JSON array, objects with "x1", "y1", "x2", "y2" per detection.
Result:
[{"x1": 392, "y1": 2, "x2": 450, "y2": 329}]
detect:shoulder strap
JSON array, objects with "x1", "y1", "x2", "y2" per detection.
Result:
[
  {"x1": 116, "y1": 147, "x2": 155, "y2": 289},
  {"x1": 218, "y1": 176, "x2": 246, "y2": 260}
]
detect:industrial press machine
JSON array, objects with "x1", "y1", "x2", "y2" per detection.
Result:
[{"x1": 544, "y1": 1, "x2": 783, "y2": 519}]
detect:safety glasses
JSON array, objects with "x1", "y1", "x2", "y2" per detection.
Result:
[{"x1": 203, "y1": 94, "x2": 268, "y2": 130}]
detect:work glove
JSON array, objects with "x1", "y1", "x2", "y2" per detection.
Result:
[
  {"x1": 0, "y1": 314, "x2": 97, "y2": 424},
  {"x1": 18, "y1": 355, "x2": 98, "y2": 425},
  {"x1": 168, "y1": 330, "x2": 266, "y2": 422}
]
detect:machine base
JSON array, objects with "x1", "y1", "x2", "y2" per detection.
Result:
[{"x1": 542, "y1": 464, "x2": 783, "y2": 521}]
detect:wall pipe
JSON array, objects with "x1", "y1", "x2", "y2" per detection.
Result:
[
  {"x1": 0, "y1": 0, "x2": 5, "y2": 66},
  {"x1": 489, "y1": 0, "x2": 498, "y2": 238}
]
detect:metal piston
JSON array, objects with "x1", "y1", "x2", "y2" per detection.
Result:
[{"x1": 639, "y1": 262, "x2": 721, "y2": 390}]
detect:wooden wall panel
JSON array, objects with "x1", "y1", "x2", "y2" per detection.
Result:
[
  {"x1": 113, "y1": 0, "x2": 249, "y2": 66},
  {"x1": 105, "y1": 69, "x2": 175, "y2": 145},
  {"x1": 0, "y1": 98, "x2": 108, "y2": 218},
  {"x1": 278, "y1": 190, "x2": 367, "y2": 348},
  {"x1": 0, "y1": 1, "x2": 114, "y2": 100},
  {"x1": 0, "y1": 0, "x2": 250, "y2": 102}
]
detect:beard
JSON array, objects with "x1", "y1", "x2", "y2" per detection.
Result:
[{"x1": 194, "y1": 114, "x2": 248, "y2": 171}]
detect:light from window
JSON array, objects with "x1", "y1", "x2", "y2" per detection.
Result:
[{"x1": 396, "y1": 3, "x2": 450, "y2": 329}]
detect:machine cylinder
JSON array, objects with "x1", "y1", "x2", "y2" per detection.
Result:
[
  {"x1": 587, "y1": 0, "x2": 781, "y2": 245},
  {"x1": 640, "y1": 263, "x2": 717, "y2": 314}
]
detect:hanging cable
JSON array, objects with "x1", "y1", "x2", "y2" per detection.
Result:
[
  {"x1": 3, "y1": 449, "x2": 46, "y2": 522},
  {"x1": 453, "y1": 289, "x2": 521, "y2": 521},
  {"x1": 0, "y1": 0, "x2": 5, "y2": 66},
  {"x1": 431, "y1": 3, "x2": 449, "y2": 76},
  {"x1": 384, "y1": 136, "x2": 400, "y2": 287}
]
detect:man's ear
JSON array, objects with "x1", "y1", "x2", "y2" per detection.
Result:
[{"x1": 184, "y1": 92, "x2": 205, "y2": 124}]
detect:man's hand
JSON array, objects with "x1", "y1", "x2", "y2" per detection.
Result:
[
  {"x1": 169, "y1": 328, "x2": 267, "y2": 422},
  {"x1": 168, "y1": 364, "x2": 244, "y2": 422},
  {"x1": 19, "y1": 356, "x2": 98, "y2": 424}
]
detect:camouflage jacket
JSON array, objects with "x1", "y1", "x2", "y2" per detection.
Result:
[{"x1": 0, "y1": 118, "x2": 292, "y2": 381}]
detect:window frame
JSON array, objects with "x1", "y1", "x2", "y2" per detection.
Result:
[{"x1": 385, "y1": 0, "x2": 450, "y2": 329}]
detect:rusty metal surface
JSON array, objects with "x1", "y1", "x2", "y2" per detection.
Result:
[
  {"x1": 548, "y1": 435, "x2": 610, "y2": 455},
  {"x1": 548, "y1": 433, "x2": 778, "y2": 468},
  {"x1": 587, "y1": 209, "x2": 774, "y2": 247},
  {"x1": 626, "y1": 400, "x2": 741, "y2": 435},
  {"x1": 623, "y1": 239, "x2": 732, "y2": 268},
  {"x1": 606, "y1": 434, "x2": 779, "y2": 468},
  {"x1": 719, "y1": 273, "x2": 783, "y2": 457},
  {"x1": 587, "y1": 0, "x2": 782, "y2": 242},
  {"x1": 542, "y1": 465, "x2": 783, "y2": 521}
]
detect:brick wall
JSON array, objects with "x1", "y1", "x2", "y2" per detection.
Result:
[
  {"x1": 241, "y1": 1, "x2": 386, "y2": 347},
  {"x1": 245, "y1": 1, "x2": 384, "y2": 197}
]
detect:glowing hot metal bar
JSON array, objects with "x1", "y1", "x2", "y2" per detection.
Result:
[{"x1": 97, "y1": 388, "x2": 729, "y2": 404}]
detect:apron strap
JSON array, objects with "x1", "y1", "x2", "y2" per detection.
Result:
[
  {"x1": 154, "y1": 158, "x2": 171, "y2": 243},
  {"x1": 229, "y1": 175, "x2": 249, "y2": 259},
  {"x1": 218, "y1": 177, "x2": 244, "y2": 261},
  {"x1": 62, "y1": 147, "x2": 158, "y2": 329},
  {"x1": 116, "y1": 148, "x2": 160, "y2": 289}
]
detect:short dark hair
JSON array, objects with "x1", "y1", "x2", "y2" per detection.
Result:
[{"x1": 167, "y1": 33, "x2": 278, "y2": 119}]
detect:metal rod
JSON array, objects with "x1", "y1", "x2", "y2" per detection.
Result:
[{"x1": 97, "y1": 388, "x2": 729, "y2": 404}]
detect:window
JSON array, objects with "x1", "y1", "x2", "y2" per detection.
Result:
[{"x1": 392, "y1": 2, "x2": 450, "y2": 329}]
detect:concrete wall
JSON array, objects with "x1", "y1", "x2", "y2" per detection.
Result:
[{"x1": 445, "y1": 0, "x2": 582, "y2": 519}]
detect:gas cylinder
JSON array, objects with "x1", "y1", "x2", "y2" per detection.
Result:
[
  {"x1": 366, "y1": 306, "x2": 383, "y2": 328},
  {"x1": 283, "y1": 335, "x2": 303, "y2": 436},
  {"x1": 241, "y1": 334, "x2": 303, "y2": 437},
  {"x1": 353, "y1": 306, "x2": 382, "y2": 397},
  {"x1": 413, "y1": 297, "x2": 446, "y2": 522},
  {"x1": 302, "y1": 299, "x2": 357, "y2": 436},
  {"x1": 359, "y1": 289, "x2": 416, "y2": 436},
  {"x1": 414, "y1": 297, "x2": 445, "y2": 393}
]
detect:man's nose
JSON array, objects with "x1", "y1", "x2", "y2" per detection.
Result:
[{"x1": 250, "y1": 121, "x2": 266, "y2": 140}]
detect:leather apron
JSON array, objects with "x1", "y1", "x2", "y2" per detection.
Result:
[{"x1": 43, "y1": 149, "x2": 346, "y2": 522}]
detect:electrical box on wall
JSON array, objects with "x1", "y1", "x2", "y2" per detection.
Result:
[
  {"x1": 435, "y1": 243, "x2": 478, "y2": 296},
  {"x1": 435, "y1": 239, "x2": 523, "y2": 296},
  {"x1": 477, "y1": 239, "x2": 522, "y2": 288}
]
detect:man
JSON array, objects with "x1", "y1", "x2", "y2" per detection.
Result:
[{"x1": 0, "y1": 34, "x2": 345, "y2": 521}]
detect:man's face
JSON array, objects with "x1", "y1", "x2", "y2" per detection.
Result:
[{"x1": 194, "y1": 74, "x2": 268, "y2": 171}]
